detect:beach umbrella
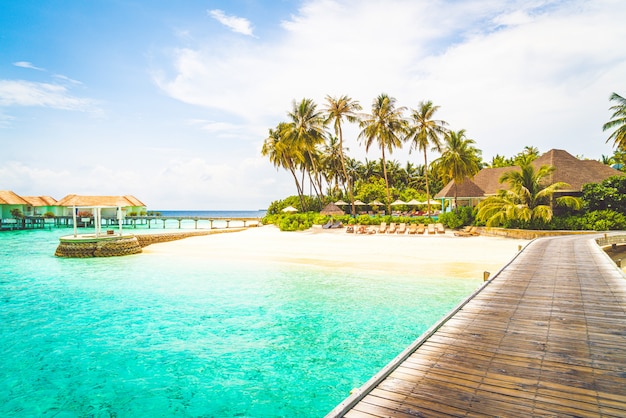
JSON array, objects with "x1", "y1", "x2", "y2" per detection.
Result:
[
  {"x1": 406, "y1": 199, "x2": 421, "y2": 206},
  {"x1": 369, "y1": 200, "x2": 384, "y2": 206},
  {"x1": 282, "y1": 205, "x2": 298, "y2": 213},
  {"x1": 353, "y1": 200, "x2": 366, "y2": 205},
  {"x1": 334, "y1": 200, "x2": 348, "y2": 206},
  {"x1": 320, "y1": 203, "x2": 345, "y2": 216},
  {"x1": 391, "y1": 199, "x2": 406, "y2": 206},
  {"x1": 426, "y1": 199, "x2": 441, "y2": 205}
]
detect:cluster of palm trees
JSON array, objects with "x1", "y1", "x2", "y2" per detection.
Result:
[{"x1": 262, "y1": 93, "x2": 481, "y2": 215}]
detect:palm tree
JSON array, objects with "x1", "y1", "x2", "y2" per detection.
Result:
[
  {"x1": 324, "y1": 95, "x2": 362, "y2": 215},
  {"x1": 283, "y1": 98, "x2": 328, "y2": 204},
  {"x1": 432, "y1": 129, "x2": 481, "y2": 210},
  {"x1": 477, "y1": 161, "x2": 582, "y2": 227},
  {"x1": 604, "y1": 92, "x2": 626, "y2": 151},
  {"x1": 321, "y1": 135, "x2": 345, "y2": 196},
  {"x1": 358, "y1": 93, "x2": 408, "y2": 214},
  {"x1": 262, "y1": 123, "x2": 306, "y2": 208},
  {"x1": 407, "y1": 100, "x2": 448, "y2": 217}
]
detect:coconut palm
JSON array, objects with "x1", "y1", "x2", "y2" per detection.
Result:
[
  {"x1": 432, "y1": 129, "x2": 481, "y2": 210},
  {"x1": 477, "y1": 161, "x2": 582, "y2": 227},
  {"x1": 358, "y1": 93, "x2": 408, "y2": 213},
  {"x1": 324, "y1": 95, "x2": 362, "y2": 215},
  {"x1": 262, "y1": 123, "x2": 306, "y2": 208},
  {"x1": 407, "y1": 100, "x2": 448, "y2": 217},
  {"x1": 604, "y1": 92, "x2": 626, "y2": 151},
  {"x1": 283, "y1": 98, "x2": 328, "y2": 202}
]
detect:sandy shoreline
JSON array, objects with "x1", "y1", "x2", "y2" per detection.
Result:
[{"x1": 143, "y1": 225, "x2": 530, "y2": 279}]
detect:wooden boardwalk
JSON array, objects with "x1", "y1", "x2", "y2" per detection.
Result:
[{"x1": 328, "y1": 234, "x2": 626, "y2": 417}]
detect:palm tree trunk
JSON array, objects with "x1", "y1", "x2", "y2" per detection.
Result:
[
  {"x1": 286, "y1": 161, "x2": 305, "y2": 210},
  {"x1": 381, "y1": 148, "x2": 391, "y2": 215},
  {"x1": 338, "y1": 126, "x2": 356, "y2": 216},
  {"x1": 423, "y1": 148, "x2": 432, "y2": 218}
]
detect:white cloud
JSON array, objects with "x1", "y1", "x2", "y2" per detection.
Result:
[
  {"x1": 13, "y1": 61, "x2": 45, "y2": 71},
  {"x1": 156, "y1": 0, "x2": 626, "y2": 164},
  {"x1": 208, "y1": 9, "x2": 255, "y2": 36},
  {"x1": 53, "y1": 74, "x2": 83, "y2": 85},
  {"x1": 0, "y1": 80, "x2": 98, "y2": 112}
]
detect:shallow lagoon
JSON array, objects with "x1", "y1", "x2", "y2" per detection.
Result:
[{"x1": 0, "y1": 228, "x2": 481, "y2": 417}]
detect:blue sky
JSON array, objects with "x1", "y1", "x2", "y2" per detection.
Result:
[{"x1": 1, "y1": 0, "x2": 625, "y2": 210}]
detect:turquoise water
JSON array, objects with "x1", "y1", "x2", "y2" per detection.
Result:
[{"x1": 0, "y1": 228, "x2": 481, "y2": 417}]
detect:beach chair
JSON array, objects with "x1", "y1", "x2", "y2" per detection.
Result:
[
  {"x1": 427, "y1": 223, "x2": 436, "y2": 234},
  {"x1": 346, "y1": 225, "x2": 354, "y2": 233},
  {"x1": 388, "y1": 222, "x2": 397, "y2": 233},
  {"x1": 436, "y1": 223, "x2": 445, "y2": 234},
  {"x1": 331, "y1": 221, "x2": 343, "y2": 229},
  {"x1": 454, "y1": 226, "x2": 472, "y2": 236},
  {"x1": 408, "y1": 223, "x2": 417, "y2": 234},
  {"x1": 378, "y1": 222, "x2": 387, "y2": 234},
  {"x1": 397, "y1": 223, "x2": 407, "y2": 234},
  {"x1": 322, "y1": 220, "x2": 333, "y2": 229},
  {"x1": 356, "y1": 225, "x2": 367, "y2": 234},
  {"x1": 416, "y1": 224, "x2": 425, "y2": 234}
]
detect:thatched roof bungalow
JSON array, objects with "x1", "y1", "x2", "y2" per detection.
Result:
[
  {"x1": 0, "y1": 190, "x2": 30, "y2": 218},
  {"x1": 21, "y1": 196, "x2": 59, "y2": 216},
  {"x1": 435, "y1": 149, "x2": 625, "y2": 208},
  {"x1": 55, "y1": 195, "x2": 147, "y2": 217},
  {"x1": 320, "y1": 202, "x2": 345, "y2": 216}
]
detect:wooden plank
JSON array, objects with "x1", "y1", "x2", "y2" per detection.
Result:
[{"x1": 329, "y1": 235, "x2": 626, "y2": 417}]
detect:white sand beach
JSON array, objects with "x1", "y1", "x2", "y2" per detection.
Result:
[{"x1": 143, "y1": 226, "x2": 530, "y2": 279}]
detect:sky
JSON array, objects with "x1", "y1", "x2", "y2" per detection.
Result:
[{"x1": 1, "y1": 0, "x2": 625, "y2": 210}]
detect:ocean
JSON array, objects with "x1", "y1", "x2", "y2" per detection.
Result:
[{"x1": 0, "y1": 222, "x2": 481, "y2": 417}]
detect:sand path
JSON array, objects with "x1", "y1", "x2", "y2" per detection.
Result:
[{"x1": 143, "y1": 226, "x2": 530, "y2": 279}]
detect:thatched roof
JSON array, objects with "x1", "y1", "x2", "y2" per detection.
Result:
[
  {"x1": 437, "y1": 149, "x2": 625, "y2": 198},
  {"x1": 533, "y1": 149, "x2": 624, "y2": 192},
  {"x1": 0, "y1": 190, "x2": 29, "y2": 205},
  {"x1": 320, "y1": 202, "x2": 345, "y2": 216},
  {"x1": 22, "y1": 196, "x2": 58, "y2": 206},
  {"x1": 55, "y1": 194, "x2": 146, "y2": 207},
  {"x1": 435, "y1": 178, "x2": 485, "y2": 198}
]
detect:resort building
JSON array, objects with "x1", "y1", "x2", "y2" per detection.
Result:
[
  {"x1": 435, "y1": 149, "x2": 625, "y2": 209},
  {"x1": 54, "y1": 195, "x2": 147, "y2": 218},
  {"x1": 0, "y1": 191, "x2": 146, "y2": 228}
]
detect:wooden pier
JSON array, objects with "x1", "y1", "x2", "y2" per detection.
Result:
[
  {"x1": 328, "y1": 234, "x2": 626, "y2": 417},
  {"x1": 0, "y1": 216, "x2": 261, "y2": 231}
]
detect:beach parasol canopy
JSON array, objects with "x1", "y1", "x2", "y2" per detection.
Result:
[
  {"x1": 369, "y1": 200, "x2": 384, "y2": 206},
  {"x1": 282, "y1": 205, "x2": 298, "y2": 213},
  {"x1": 353, "y1": 200, "x2": 366, "y2": 205},
  {"x1": 426, "y1": 199, "x2": 442, "y2": 205},
  {"x1": 320, "y1": 203, "x2": 345, "y2": 216},
  {"x1": 406, "y1": 199, "x2": 421, "y2": 205},
  {"x1": 390, "y1": 199, "x2": 406, "y2": 206},
  {"x1": 334, "y1": 200, "x2": 349, "y2": 206}
]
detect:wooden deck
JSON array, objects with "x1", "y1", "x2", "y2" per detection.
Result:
[{"x1": 328, "y1": 234, "x2": 626, "y2": 417}]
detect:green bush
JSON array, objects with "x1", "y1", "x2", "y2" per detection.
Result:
[
  {"x1": 438, "y1": 207, "x2": 475, "y2": 229},
  {"x1": 552, "y1": 210, "x2": 626, "y2": 231}
]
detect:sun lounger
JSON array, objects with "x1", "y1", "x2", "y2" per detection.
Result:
[
  {"x1": 416, "y1": 224, "x2": 425, "y2": 234},
  {"x1": 322, "y1": 220, "x2": 333, "y2": 229},
  {"x1": 388, "y1": 222, "x2": 397, "y2": 233},
  {"x1": 435, "y1": 223, "x2": 445, "y2": 234},
  {"x1": 397, "y1": 223, "x2": 407, "y2": 234},
  {"x1": 427, "y1": 223, "x2": 436, "y2": 234},
  {"x1": 378, "y1": 222, "x2": 387, "y2": 234},
  {"x1": 331, "y1": 221, "x2": 343, "y2": 229},
  {"x1": 356, "y1": 225, "x2": 367, "y2": 234},
  {"x1": 346, "y1": 225, "x2": 354, "y2": 233},
  {"x1": 454, "y1": 226, "x2": 479, "y2": 237},
  {"x1": 408, "y1": 223, "x2": 417, "y2": 234}
]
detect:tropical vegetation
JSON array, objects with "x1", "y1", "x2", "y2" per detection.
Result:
[
  {"x1": 261, "y1": 92, "x2": 626, "y2": 231},
  {"x1": 476, "y1": 161, "x2": 583, "y2": 228}
]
